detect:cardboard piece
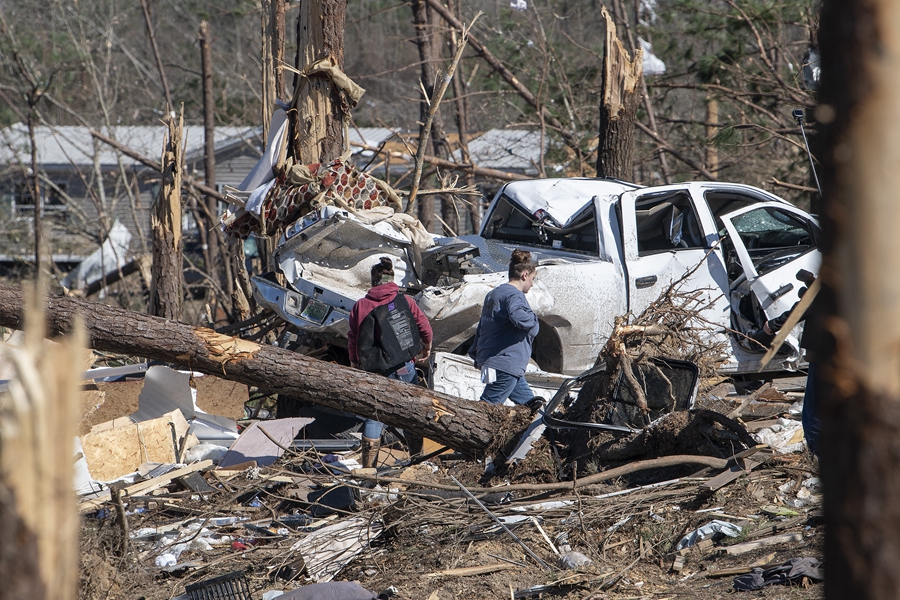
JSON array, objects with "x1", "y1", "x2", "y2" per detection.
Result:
[
  {"x1": 80, "y1": 409, "x2": 197, "y2": 482},
  {"x1": 218, "y1": 418, "x2": 314, "y2": 469}
]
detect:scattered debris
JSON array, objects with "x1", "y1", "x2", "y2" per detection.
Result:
[
  {"x1": 676, "y1": 520, "x2": 743, "y2": 551},
  {"x1": 732, "y1": 557, "x2": 823, "y2": 591}
]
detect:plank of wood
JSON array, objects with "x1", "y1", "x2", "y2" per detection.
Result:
[
  {"x1": 78, "y1": 460, "x2": 213, "y2": 513},
  {"x1": 212, "y1": 460, "x2": 258, "y2": 476},
  {"x1": 425, "y1": 563, "x2": 516, "y2": 577},
  {"x1": 745, "y1": 515, "x2": 806, "y2": 539},
  {"x1": 723, "y1": 533, "x2": 803, "y2": 556},
  {"x1": 698, "y1": 447, "x2": 766, "y2": 493},
  {"x1": 706, "y1": 553, "x2": 777, "y2": 579}
]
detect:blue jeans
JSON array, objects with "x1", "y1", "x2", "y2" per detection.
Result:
[
  {"x1": 480, "y1": 370, "x2": 535, "y2": 405},
  {"x1": 363, "y1": 360, "x2": 417, "y2": 439},
  {"x1": 803, "y1": 362, "x2": 821, "y2": 457}
]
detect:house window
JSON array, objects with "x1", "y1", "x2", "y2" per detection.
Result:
[{"x1": 13, "y1": 181, "x2": 68, "y2": 216}]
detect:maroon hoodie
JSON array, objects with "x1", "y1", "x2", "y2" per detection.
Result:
[{"x1": 347, "y1": 282, "x2": 433, "y2": 364}]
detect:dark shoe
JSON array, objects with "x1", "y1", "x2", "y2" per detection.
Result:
[{"x1": 524, "y1": 396, "x2": 545, "y2": 415}]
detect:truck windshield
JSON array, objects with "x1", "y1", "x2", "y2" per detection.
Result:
[
  {"x1": 482, "y1": 194, "x2": 599, "y2": 254},
  {"x1": 728, "y1": 206, "x2": 817, "y2": 275}
]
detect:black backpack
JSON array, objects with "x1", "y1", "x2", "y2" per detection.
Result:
[{"x1": 357, "y1": 294, "x2": 423, "y2": 375}]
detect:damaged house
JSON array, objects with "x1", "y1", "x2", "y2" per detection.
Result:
[{"x1": 0, "y1": 123, "x2": 264, "y2": 268}]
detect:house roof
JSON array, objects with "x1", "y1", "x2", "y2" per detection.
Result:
[
  {"x1": 0, "y1": 123, "x2": 547, "y2": 175},
  {"x1": 348, "y1": 127, "x2": 397, "y2": 152},
  {"x1": 0, "y1": 123, "x2": 261, "y2": 169},
  {"x1": 456, "y1": 129, "x2": 545, "y2": 174}
]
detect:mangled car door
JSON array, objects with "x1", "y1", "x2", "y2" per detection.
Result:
[
  {"x1": 620, "y1": 186, "x2": 731, "y2": 332},
  {"x1": 719, "y1": 203, "x2": 821, "y2": 321}
]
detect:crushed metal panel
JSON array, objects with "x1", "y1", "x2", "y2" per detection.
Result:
[
  {"x1": 290, "y1": 517, "x2": 384, "y2": 583},
  {"x1": 61, "y1": 219, "x2": 133, "y2": 291},
  {"x1": 275, "y1": 207, "x2": 426, "y2": 292},
  {"x1": 133, "y1": 366, "x2": 238, "y2": 444},
  {"x1": 218, "y1": 418, "x2": 314, "y2": 469},
  {"x1": 429, "y1": 351, "x2": 569, "y2": 402},
  {"x1": 495, "y1": 178, "x2": 635, "y2": 229}
]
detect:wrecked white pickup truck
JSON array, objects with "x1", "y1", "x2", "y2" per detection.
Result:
[{"x1": 253, "y1": 177, "x2": 820, "y2": 377}]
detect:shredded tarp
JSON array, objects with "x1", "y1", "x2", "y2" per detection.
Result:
[{"x1": 61, "y1": 220, "x2": 132, "y2": 291}]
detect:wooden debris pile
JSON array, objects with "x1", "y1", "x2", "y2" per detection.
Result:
[{"x1": 77, "y1": 409, "x2": 823, "y2": 600}]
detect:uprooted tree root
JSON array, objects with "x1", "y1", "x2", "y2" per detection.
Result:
[
  {"x1": 588, "y1": 409, "x2": 758, "y2": 462},
  {"x1": 556, "y1": 268, "x2": 755, "y2": 474}
]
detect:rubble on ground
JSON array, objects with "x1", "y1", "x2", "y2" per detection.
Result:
[{"x1": 74, "y1": 361, "x2": 823, "y2": 600}]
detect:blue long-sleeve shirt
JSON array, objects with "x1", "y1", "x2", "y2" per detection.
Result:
[{"x1": 469, "y1": 283, "x2": 539, "y2": 377}]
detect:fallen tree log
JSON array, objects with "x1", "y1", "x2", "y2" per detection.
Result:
[{"x1": 0, "y1": 284, "x2": 528, "y2": 455}]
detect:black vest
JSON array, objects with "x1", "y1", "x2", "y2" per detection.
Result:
[{"x1": 357, "y1": 294, "x2": 423, "y2": 375}]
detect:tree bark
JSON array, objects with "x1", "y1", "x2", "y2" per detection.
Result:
[
  {"x1": 149, "y1": 112, "x2": 184, "y2": 321},
  {"x1": 291, "y1": 0, "x2": 347, "y2": 165},
  {"x1": 411, "y1": 0, "x2": 457, "y2": 235},
  {"x1": 0, "y1": 284, "x2": 527, "y2": 455},
  {"x1": 819, "y1": 0, "x2": 900, "y2": 596},
  {"x1": 705, "y1": 96, "x2": 719, "y2": 178},
  {"x1": 199, "y1": 21, "x2": 226, "y2": 303},
  {"x1": 596, "y1": 7, "x2": 642, "y2": 180}
]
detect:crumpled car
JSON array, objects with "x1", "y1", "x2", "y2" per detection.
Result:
[{"x1": 252, "y1": 177, "x2": 820, "y2": 376}]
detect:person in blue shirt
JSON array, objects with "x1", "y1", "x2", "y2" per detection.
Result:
[{"x1": 469, "y1": 249, "x2": 540, "y2": 406}]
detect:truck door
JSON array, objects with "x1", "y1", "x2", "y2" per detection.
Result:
[
  {"x1": 620, "y1": 186, "x2": 732, "y2": 334},
  {"x1": 719, "y1": 203, "x2": 822, "y2": 321}
]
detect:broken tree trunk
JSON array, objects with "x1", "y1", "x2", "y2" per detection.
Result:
[
  {"x1": 149, "y1": 111, "x2": 184, "y2": 321},
  {"x1": 290, "y1": 0, "x2": 347, "y2": 164},
  {"x1": 596, "y1": 7, "x2": 642, "y2": 180},
  {"x1": 0, "y1": 286, "x2": 82, "y2": 600},
  {"x1": 0, "y1": 284, "x2": 528, "y2": 455}
]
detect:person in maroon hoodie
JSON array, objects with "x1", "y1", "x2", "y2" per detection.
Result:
[{"x1": 348, "y1": 257, "x2": 433, "y2": 467}]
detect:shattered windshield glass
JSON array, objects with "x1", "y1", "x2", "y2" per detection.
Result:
[
  {"x1": 482, "y1": 194, "x2": 599, "y2": 254},
  {"x1": 729, "y1": 207, "x2": 816, "y2": 274},
  {"x1": 731, "y1": 208, "x2": 812, "y2": 246}
]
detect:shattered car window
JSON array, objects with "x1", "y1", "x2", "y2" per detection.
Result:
[
  {"x1": 634, "y1": 192, "x2": 705, "y2": 255},
  {"x1": 729, "y1": 207, "x2": 816, "y2": 274},
  {"x1": 482, "y1": 194, "x2": 599, "y2": 254}
]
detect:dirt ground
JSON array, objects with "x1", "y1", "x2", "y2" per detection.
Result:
[{"x1": 78, "y1": 422, "x2": 823, "y2": 600}]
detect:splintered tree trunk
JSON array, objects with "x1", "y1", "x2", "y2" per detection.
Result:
[
  {"x1": 291, "y1": 0, "x2": 347, "y2": 164},
  {"x1": 819, "y1": 0, "x2": 900, "y2": 596},
  {"x1": 149, "y1": 111, "x2": 184, "y2": 321},
  {"x1": 0, "y1": 286, "x2": 81, "y2": 600},
  {"x1": 0, "y1": 284, "x2": 528, "y2": 455},
  {"x1": 596, "y1": 7, "x2": 642, "y2": 180}
]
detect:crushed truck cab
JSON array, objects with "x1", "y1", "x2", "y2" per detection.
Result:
[{"x1": 254, "y1": 178, "x2": 820, "y2": 376}]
